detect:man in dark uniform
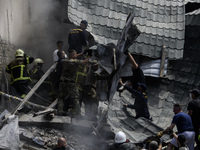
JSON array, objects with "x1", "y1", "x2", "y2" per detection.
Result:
[
  {"x1": 187, "y1": 89, "x2": 200, "y2": 150},
  {"x1": 127, "y1": 51, "x2": 145, "y2": 90},
  {"x1": 68, "y1": 20, "x2": 88, "y2": 54},
  {"x1": 6, "y1": 49, "x2": 34, "y2": 98},
  {"x1": 118, "y1": 51, "x2": 145, "y2": 93},
  {"x1": 119, "y1": 79, "x2": 150, "y2": 119}
]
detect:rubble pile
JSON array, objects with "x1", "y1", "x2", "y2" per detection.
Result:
[{"x1": 20, "y1": 126, "x2": 107, "y2": 150}]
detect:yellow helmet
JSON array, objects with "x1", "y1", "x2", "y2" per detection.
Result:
[
  {"x1": 33, "y1": 58, "x2": 44, "y2": 66},
  {"x1": 15, "y1": 49, "x2": 24, "y2": 57}
]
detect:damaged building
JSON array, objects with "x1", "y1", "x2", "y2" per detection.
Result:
[{"x1": 0, "y1": 0, "x2": 200, "y2": 149}]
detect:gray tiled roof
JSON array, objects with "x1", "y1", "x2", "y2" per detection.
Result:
[
  {"x1": 106, "y1": 6, "x2": 200, "y2": 143},
  {"x1": 67, "y1": 0, "x2": 185, "y2": 59}
]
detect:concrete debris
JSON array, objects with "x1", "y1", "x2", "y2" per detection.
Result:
[{"x1": 19, "y1": 126, "x2": 111, "y2": 150}]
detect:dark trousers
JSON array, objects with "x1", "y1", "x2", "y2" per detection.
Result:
[{"x1": 12, "y1": 83, "x2": 29, "y2": 97}]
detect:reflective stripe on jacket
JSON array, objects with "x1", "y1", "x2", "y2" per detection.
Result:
[{"x1": 6, "y1": 56, "x2": 34, "y2": 85}]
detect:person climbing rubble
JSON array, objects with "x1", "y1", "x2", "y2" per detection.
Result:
[
  {"x1": 107, "y1": 131, "x2": 136, "y2": 150},
  {"x1": 57, "y1": 49, "x2": 90, "y2": 116},
  {"x1": 6, "y1": 49, "x2": 34, "y2": 98},
  {"x1": 128, "y1": 51, "x2": 145, "y2": 90},
  {"x1": 157, "y1": 103, "x2": 195, "y2": 150},
  {"x1": 119, "y1": 79, "x2": 151, "y2": 120},
  {"x1": 29, "y1": 58, "x2": 56, "y2": 101},
  {"x1": 119, "y1": 51, "x2": 145, "y2": 92}
]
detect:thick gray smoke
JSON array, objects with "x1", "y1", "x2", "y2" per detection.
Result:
[{"x1": 19, "y1": 0, "x2": 69, "y2": 71}]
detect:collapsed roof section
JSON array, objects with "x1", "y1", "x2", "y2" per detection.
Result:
[
  {"x1": 67, "y1": 0, "x2": 186, "y2": 59},
  {"x1": 106, "y1": 6, "x2": 200, "y2": 142}
]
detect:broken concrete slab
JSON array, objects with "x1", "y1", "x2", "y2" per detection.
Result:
[{"x1": 19, "y1": 114, "x2": 95, "y2": 132}]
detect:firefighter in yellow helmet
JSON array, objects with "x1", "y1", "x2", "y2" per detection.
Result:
[
  {"x1": 29, "y1": 58, "x2": 56, "y2": 101},
  {"x1": 6, "y1": 49, "x2": 34, "y2": 98},
  {"x1": 29, "y1": 58, "x2": 45, "y2": 82}
]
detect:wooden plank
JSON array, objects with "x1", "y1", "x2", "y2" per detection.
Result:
[{"x1": 159, "y1": 46, "x2": 167, "y2": 77}]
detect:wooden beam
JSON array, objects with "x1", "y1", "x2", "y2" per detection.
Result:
[{"x1": 159, "y1": 46, "x2": 167, "y2": 77}]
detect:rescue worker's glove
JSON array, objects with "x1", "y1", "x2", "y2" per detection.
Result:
[
  {"x1": 168, "y1": 128, "x2": 174, "y2": 135},
  {"x1": 83, "y1": 49, "x2": 92, "y2": 57},
  {"x1": 157, "y1": 131, "x2": 164, "y2": 138}
]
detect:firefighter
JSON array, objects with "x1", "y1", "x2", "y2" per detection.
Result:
[
  {"x1": 29, "y1": 58, "x2": 56, "y2": 101},
  {"x1": 6, "y1": 49, "x2": 34, "y2": 98}
]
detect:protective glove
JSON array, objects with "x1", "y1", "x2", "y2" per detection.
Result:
[
  {"x1": 157, "y1": 131, "x2": 164, "y2": 138},
  {"x1": 87, "y1": 50, "x2": 93, "y2": 57},
  {"x1": 83, "y1": 49, "x2": 93, "y2": 56},
  {"x1": 168, "y1": 128, "x2": 174, "y2": 134}
]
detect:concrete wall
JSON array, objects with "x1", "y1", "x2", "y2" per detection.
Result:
[{"x1": 0, "y1": 0, "x2": 72, "y2": 85}]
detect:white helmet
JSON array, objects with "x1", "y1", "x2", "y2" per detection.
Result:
[
  {"x1": 115, "y1": 131, "x2": 126, "y2": 143},
  {"x1": 33, "y1": 58, "x2": 44, "y2": 66},
  {"x1": 15, "y1": 49, "x2": 24, "y2": 57}
]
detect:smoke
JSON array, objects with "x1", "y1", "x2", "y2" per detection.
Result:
[{"x1": 18, "y1": 0, "x2": 69, "y2": 71}]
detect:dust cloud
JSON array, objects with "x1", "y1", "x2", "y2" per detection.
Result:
[{"x1": 18, "y1": 0, "x2": 69, "y2": 71}]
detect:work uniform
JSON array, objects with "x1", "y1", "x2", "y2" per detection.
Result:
[
  {"x1": 29, "y1": 65, "x2": 55, "y2": 101},
  {"x1": 82, "y1": 63, "x2": 107, "y2": 119},
  {"x1": 76, "y1": 64, "x2": 88, "y2": 107},
  {"x1": 6, "y1": 54, "x2": 34, "y2": 98},
  {"x1": 57, "y1": 59, "x2": 83, "y2": 115},
  {"x1": 131, "y1": 66, "x2": 145, "y2": 90},
  {"x1": 124, "y1": 85, "x2": 150, "y2": 119},
  {"x1": 68, "y1": 27, "x2": 87, "y2": 54}
]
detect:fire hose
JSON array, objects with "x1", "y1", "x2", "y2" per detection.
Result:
[{"x1": 0, "y1": 91, "x2": 48, "y2": 110}]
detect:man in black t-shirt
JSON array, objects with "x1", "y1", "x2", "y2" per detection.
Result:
[
  {"x1": 187, "y1": 89, "x2": 200, "y2": 150},
  {"x1": 127, "y1": 52, "x2": 145, "y2": 90}
]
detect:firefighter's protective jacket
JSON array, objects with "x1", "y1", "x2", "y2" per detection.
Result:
[{"x1": 6, "y1": 54, "x2": 34, "y2": 85}]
